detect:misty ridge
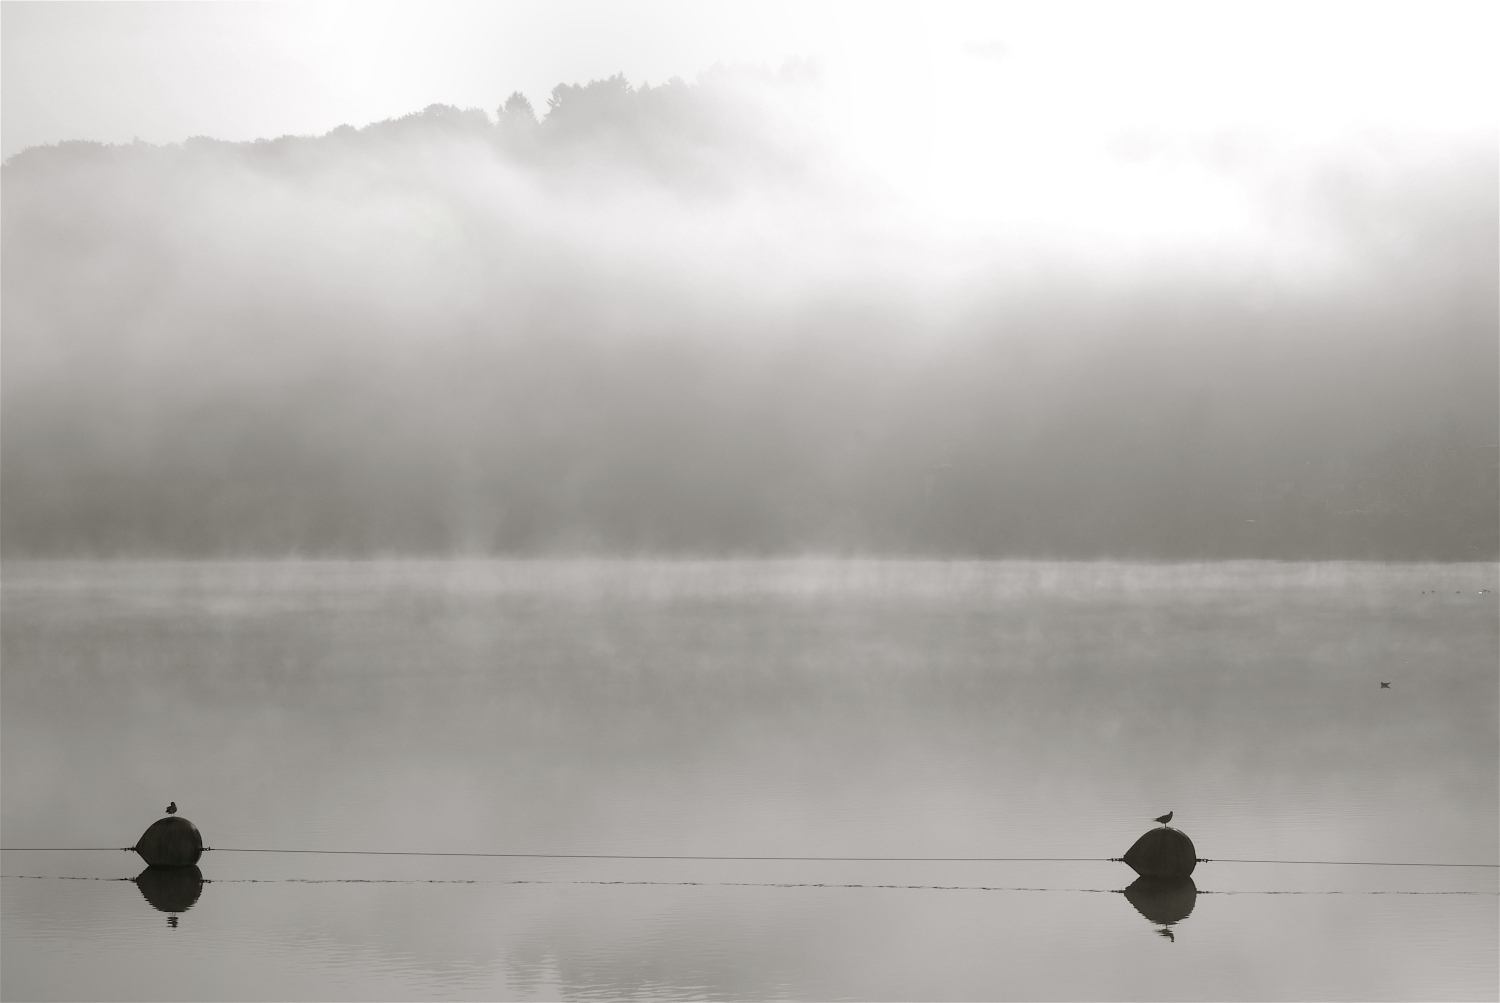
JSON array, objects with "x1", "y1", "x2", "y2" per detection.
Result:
[{"x1": 2, "y1": 66, "x2": 1496, "y2": 559}]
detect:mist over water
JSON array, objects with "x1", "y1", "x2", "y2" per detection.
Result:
[
  {"x1": 3, "y1": 69, "x2": 1495, "y2": 558},
  {"x1": 3, "y1": 17, "x2": 1498, "y2": 999}
]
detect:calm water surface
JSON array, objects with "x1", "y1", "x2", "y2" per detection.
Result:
[{"x1": 3, "y1": 560, "x2": 1496, "y2": 1000}]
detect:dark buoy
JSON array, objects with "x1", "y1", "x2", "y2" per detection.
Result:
[
  {"x1": 1122, "y1": 826, "x2": 1196, "y2": 877},
  {"x1": 134, "y1": 816, "x2": 204, "y2": 868},
  {"x1": 1123, "y1": 875, "x2": 1198, "y2": 925},
  {"x1": 135, "y1": 864, "x2": 204, "y2": 913}
]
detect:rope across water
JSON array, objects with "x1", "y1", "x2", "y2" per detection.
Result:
[{"x1": 3, "y1": 847, "x2": 1495, "y2": 867}]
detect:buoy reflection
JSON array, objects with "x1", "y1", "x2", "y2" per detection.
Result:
[
  {"x1": 1123, "y1": 875, "x2": 1196, "y2": 941},
  {"x1": 134, "y1": 865, "x2": 204, "y2": 916}
]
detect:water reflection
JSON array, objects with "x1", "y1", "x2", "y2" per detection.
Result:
[
  {"x1": 1123, "y1": 875, "x2": 1197, "y2": 941},
  {"x1": 134, "y1": 865, "x2": 204, "y2": 917},
  {"x1": 3, "y1": 561, "x2": 1493, "y2": 999}
]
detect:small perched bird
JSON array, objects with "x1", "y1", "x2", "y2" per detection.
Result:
[
  {"x1": 165, "y1": 802, "x2": 177, "y2": 815},
  {"x1": 1154, "y1": 811, "x2": 1173, "y2": 826},
  {"x1": 1380, "y1": 682, "x2": 1391, "y2": 689}
]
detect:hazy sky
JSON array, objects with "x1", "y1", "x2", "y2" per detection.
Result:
[{"x1": 4, "y1": 2, "x2": 1495, "y2": 229}]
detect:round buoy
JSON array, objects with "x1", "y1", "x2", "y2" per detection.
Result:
[
  {"x1": 134, "y1": 816, "x2": 204, "y2": 868},
  {"x1": 1123, "y1": 875, "x2": 1198, "y2": 925},
  {"x1": 135, "y1": 864, "x2": 204, "y2": 913},
  {"x1": 1121, "y1": 826, "x2": 1197, "y2": 877}
]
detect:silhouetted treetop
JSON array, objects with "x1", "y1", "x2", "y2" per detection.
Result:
[
  {"x1": 4, "y1": 67, "x2": 822, "y2": 194},
  {"x1": 362, "y1": 102, "x2": 493, "y2": 141},
  {"x1": 499, "y1": 91, "x2": 537, "y2": 125}
]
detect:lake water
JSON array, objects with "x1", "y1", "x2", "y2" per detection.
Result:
[{"x1": 3, "y1": 559, "x2": 1496, "y2": 1001}]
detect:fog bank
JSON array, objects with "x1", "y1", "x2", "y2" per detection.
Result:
[{"x1": 3, "y1": 72, "x2": 1495, "y2": 558}]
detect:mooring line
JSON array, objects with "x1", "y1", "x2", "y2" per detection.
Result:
[
  {"x1": 4, "y1": 847, "x2": 1496, "y2": 868},
  {"x1": 2, "y1": 875, "x2": 1493, "y2": 895},
  {"x1": 202, "y1": 848, "x2": 1115, "y2": 862},
  {"x1": 1197, "y1": 889, "x2": 1496, "y2": 896},
  {"x1": 0, "y1": 848, "x2": 134, "y2": 852},
  {"x1": 1200, "y1": 858, "x2": 1498, "y2": 868}
]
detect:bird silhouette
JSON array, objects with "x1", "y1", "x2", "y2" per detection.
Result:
[
  {"x1": 1154, "y1": 811, "x2": 1173, "y2": 826},
  {"x1": 165, "y1": 802, "x2": 177, "y2": 815},
  {"x1": 1380, "y1": 682, "x2": 1391, "y2": 689}
]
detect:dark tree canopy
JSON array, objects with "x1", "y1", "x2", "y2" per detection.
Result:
[{"x1": 499, "y1": 91, "x2": 536, "y2": 124}]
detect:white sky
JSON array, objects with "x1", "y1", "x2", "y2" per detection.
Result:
[{"x1": 3, "y1": 1, "x2": 1495, "y2": 254}]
